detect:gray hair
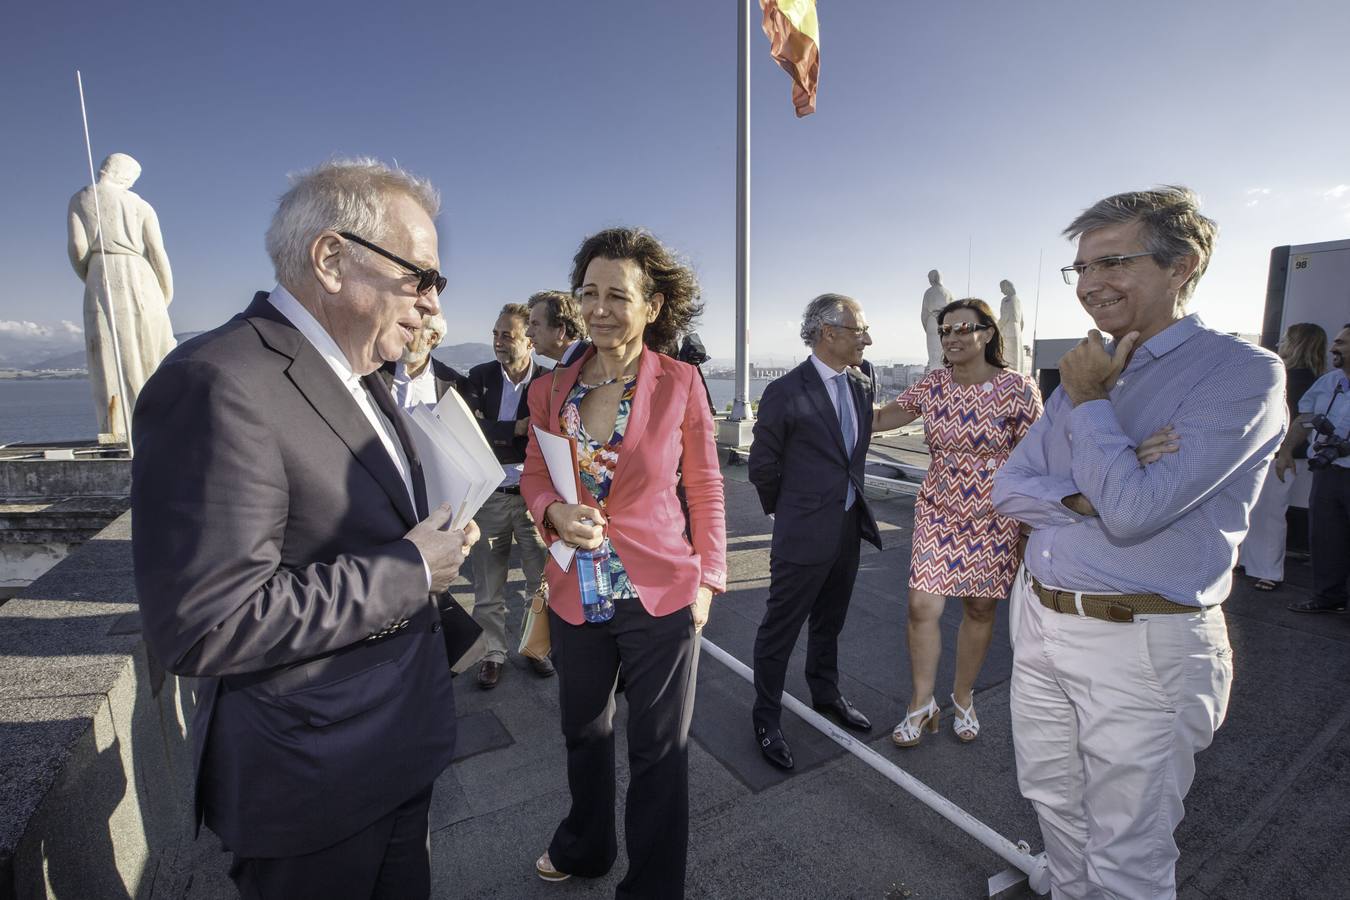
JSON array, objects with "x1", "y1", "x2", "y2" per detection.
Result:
[
  {"x1": 265, "y1": 157, "x2": 441, "y2": 289},
  {"x1": 1063, "y1": 185, "x2": 1217, "y2": 302},
  {"x1": 800, "y1": 293, "x2": 860, "y2": 347}
]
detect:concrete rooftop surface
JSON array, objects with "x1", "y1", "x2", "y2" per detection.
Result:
[{"x1": 128, "y1": 453, "x2": 1350, "y2": 899}]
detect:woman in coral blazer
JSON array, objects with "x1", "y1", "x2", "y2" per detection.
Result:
[{"x1": 521, "y1": 227, "x2": 726, "y2": 899}]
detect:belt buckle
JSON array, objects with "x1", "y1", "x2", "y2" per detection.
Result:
[{"x1": 1105, "y1": 603, "x2": 1135, "y2": 623}]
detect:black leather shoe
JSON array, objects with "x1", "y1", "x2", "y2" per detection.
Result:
[
  {"x1": 813, "y1": 696, "x2": 872, "y2": 731},
  {"x1": 1288, "y1": 599, "x2": 1347, "y2": 613},
  {"x1": 528, "y1": 655, "x2": 556, "y2": 678},
  {"x1": 477, "y1": 660, "x2": 502, "y2": 689},
  {"x1": 755, "y1": 727, "x2": 794, "y2": 770}
]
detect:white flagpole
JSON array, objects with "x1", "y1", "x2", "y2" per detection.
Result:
[
  {"x1": 76, "y1": 70, "x2": 135, "y2": 453},
  {"x1": 1031, "y1": 248, "x2": 1044, "y2": 374},
  {"x1": 730, "y1": 0, "x2": 752, "y2": 423}
]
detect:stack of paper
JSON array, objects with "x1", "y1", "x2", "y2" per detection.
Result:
[{"x1": 405, "y1": 389, "x2": 505, "y2": 531}]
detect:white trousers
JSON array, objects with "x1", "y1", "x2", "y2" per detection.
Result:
[
  {"x1": 1008, "y1": 567, "x2": 1233, "y2": 899},
  {"x1": 1236, "y1": 459, "x2": 1297, "y2": 581}
]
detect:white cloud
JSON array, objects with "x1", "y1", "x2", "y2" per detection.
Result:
[
  {"x1": 1324, "y1": 184, "x2": 1350, "y2": 200},
  {"x1": 0, "y1": 320, "x2": 54, "y2": 338},
  {"x1": 59, "y1": 320, "x2": 83, "y2": 336}
]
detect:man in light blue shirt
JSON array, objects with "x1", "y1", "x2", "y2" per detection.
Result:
[
  {"x1": 1281, "y1": 323, "x2": 1350, "y2": 613},
  {"x1": 992, "y1": 186, "x2": 1285, "y2": 898}
]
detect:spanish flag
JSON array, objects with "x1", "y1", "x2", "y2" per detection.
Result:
[{"x1": 759, "y1": 0, "x2": 820, "y2": 117}]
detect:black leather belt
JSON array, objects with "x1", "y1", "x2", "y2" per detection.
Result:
[{"x1": 495, "y1": 484, "x2": 521, "y2": 495}]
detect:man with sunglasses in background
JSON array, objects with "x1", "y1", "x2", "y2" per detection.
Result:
[
  {"x1": 132, "y1": 158, "x2": 480, "y2": 898},
  {"x1": 992, "y1": 186, "x2": 1285, "y2": 898},
  {"x1": 749, "y1": 293, "x2": 882, "y2": 770}
]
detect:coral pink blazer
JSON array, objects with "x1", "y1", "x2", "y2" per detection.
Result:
[{"x1": 521, "y1": 347, "x2": 727, "y2": 626}]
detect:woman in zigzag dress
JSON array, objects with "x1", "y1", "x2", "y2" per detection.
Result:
[{"x1": 872, "y1": 298, "x2": 1042, "y2": 747}]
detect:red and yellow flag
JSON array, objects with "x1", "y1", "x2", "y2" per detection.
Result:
[{"x1": 759, "y1": 0, "x2": 820, "y2": 117}]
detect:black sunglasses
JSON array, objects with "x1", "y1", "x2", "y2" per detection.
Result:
[{"x1": 338, "y1": 231, "x2": 447, "y2": 296}]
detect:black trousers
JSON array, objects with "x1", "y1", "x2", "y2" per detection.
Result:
[
  {"x1": 752, "y1": 504, "x2": 861, "y2": 732},
  {"x1": 548, "y1": 600, "x2": 699, "y2": 900},
  {"x1": 1310, "y1": 466, "x2": 1350, "y2": 606},
  {"x1": 229, "y1": 784, "x2": 434, "y2": 900}
]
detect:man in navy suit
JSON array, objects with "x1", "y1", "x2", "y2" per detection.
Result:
[
  {"x1": 748, "y1": 293, "x2": 883, "y2": 769},
  {"x1": 132, "y1": 159, "x2": 478, "y2": 898},
  {"x1": 463, "y1": 303, "x2": 554, "y2": 688}
]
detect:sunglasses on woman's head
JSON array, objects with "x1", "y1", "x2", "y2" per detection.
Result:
[{"x1": 937, "y1": 322, "x2": 991, "y2": 337}]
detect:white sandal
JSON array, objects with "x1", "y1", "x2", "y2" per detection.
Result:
[
  {"x1": 891, "y1": 697, "x2": 940, "y2": 747},
  {"x1": 951, "y1": 693, "x2": 979, "y2": 742},
  {"x1": 536, "y1": 851, "x2": 571, "y2": 883}
]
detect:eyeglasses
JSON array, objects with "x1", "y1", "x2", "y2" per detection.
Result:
[
  {"x1": 339, "y1": 231, "x2": 447, "y2": 295},
  {"x1": 937, "y1": 322, "x2": 991, "y2": 337},
  {"x1": 1060, "y1": 252, "x2": 1153, "y2": 285},
  {"x1": 827, "y1": 322, "x2": 870, "y2": 336}
]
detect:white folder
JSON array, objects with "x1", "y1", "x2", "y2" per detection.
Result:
[
  {"x1": 532, "y1": 425, "x2": 584, "y2": 571},
  {"x1": 404, "y1": 389, "x2": 505, "y2": 532}
]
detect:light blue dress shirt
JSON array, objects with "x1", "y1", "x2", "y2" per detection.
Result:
[
  {"x1": 992, "y1": 315, "x2": 1286, "y2": 607},
  {"x1": 1298, "y1": 369, "x2": 1350, "y2": 469}
]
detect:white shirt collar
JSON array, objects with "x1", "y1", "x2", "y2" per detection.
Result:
[
  {"x1": 500, "y1": 360, "x2": 534, "y2": 389},
  {"x1": 810, "y1": 353, "x2": 846, "y2": 383},
  {"x1": 267, "y1": 284, "x2": 361, "y2": 389}
]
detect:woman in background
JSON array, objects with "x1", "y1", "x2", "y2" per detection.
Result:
[
  {"x1": 872, "y1": 299, "x2": 1041, "y2": 746},
  {"x1": 1239, "y1": 322, "x2": 1327, "y2": 590}
]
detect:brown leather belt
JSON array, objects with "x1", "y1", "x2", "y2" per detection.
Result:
[{"x1": 1030, "y1": 577, "x2": 1197, "y2": 623}]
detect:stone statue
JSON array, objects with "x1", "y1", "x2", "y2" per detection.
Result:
[
  {"x1": 67, "y1": 153, "x2": 176, "y2": 439},
  {"x1": 998, "y1": 279, "x2": 1026, "y2": 373},
  {"x1": 921, "y1": 269, "x2": 953, "y2": 370}
]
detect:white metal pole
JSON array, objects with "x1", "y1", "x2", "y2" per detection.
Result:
[
  {"x1": 76, "y1": 70, "x2": 135, "y2": 454},
  {"x1": 700, "y1": 638, "x2": 1050, "y2": 895},
  {"x1": 730, "y1": 0, "x2": 752, "y2": 422}
]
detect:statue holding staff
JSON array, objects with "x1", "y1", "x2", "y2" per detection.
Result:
[{"x1": 67, "y1": 152, "x2": 176, "y2": 438}]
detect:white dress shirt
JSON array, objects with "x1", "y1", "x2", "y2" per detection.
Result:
[
  {"x1": 393, "y1": 359, "x2": 440, "y2": 410},
  {"x1": 496, "y1": 361, "x2": 534, "y2": 488}
]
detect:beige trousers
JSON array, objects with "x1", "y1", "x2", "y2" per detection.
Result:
[
  {"x1": 1009, "y1": 566, "x2": 1233, "y2": 899},
  {"x1": 469, "y1": 491, "x2": 547, "y2": 662}
]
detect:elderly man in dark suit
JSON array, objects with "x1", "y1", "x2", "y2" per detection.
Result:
[
  {"x1": 131, "y1": 158, "x2": 479, "y2": 899},
  {"x1": 463, "y1": 303, "x2": 554, "y2": 688},
  {"x1": 748, "y1": 293, "x2": 883, "y2": 770}
]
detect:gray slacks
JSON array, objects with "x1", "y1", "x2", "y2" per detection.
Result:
[{"x1": 469, "y1": 489, "x2": 548, "y2": 661}]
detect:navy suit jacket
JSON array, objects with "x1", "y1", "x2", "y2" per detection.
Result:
[
  {"x1": 748, "y1": 358, "x2": 883, "y2": 565},
  {"x1": 463, "y1": 359, "x2": 551, "y2": 466},
  {"x1": 131, "y1": 293, "x2": 457, "y2": 858}
]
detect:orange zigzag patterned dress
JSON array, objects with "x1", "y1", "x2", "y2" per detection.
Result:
[{"x1": 897, "y1": 367, "x2": 1043, "y2": 598}]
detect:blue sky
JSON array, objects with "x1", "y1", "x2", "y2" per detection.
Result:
[{"x1": 2, "y1": 0, "x2": 1348, "y2": 365}]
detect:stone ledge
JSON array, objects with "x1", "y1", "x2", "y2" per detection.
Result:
[{"x1": 0, "y1": 510, "x2": 197, "y2": 898}]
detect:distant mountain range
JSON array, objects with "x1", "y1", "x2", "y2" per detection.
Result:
[{"x1": 16, "y1": 334, "x2": 496, "y2": 375}]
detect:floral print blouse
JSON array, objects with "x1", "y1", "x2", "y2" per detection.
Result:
[{"x1": 561, "y1": 374, "x2": 640, "y2": 599}]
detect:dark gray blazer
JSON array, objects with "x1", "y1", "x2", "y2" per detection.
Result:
[
  {"x1": 131, "y1": 292, "x2": 457, "y2": 858},
  {"x1": 748, "y1": 358, "x2": 883, "y2": 565}
]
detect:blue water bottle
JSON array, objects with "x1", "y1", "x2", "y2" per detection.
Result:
[{"x1": 577, "y1": 540, "x2": 615, "y2": 623}]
